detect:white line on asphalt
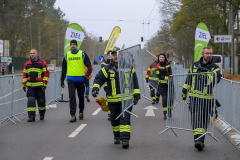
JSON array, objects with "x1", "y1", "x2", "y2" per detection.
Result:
[
  {"x1": 92, "y1": 108, "x2": 101, "y2": 115},
  {"x1": 43, "y1": 157, "x2": 53, "y2": 160},
  {"x1": 68, "y1": 124, "x2": 87, "y2": 138}
]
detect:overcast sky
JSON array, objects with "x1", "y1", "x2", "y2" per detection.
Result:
[{"x1": 54, "y1": 0, "x2": 161, "y2": 49}]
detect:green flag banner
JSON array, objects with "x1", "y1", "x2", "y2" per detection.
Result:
[
  {"x1": 194, "y1": 22, "x2": 211, "y2": 62},
  {"x1": 64, "y1": 23, "x2": 85, "y2": 54}
]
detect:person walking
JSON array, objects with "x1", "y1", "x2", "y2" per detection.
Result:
[
  {"x1": 146, "y1": 55, "x2": 160, "y2": 104},
  {"x1": 156, "y1": 53, "x2": 173, "y2": 120},
  {"x1": 182, "y1": 46, "x2": 221, "y2": 151},
  {"x1": 22, "y1": 48, "x2": 49, "y2": 122},
  {"x1": 84, "y1": 60, "x2": 94, "y2": 102},
  {"x1": 92, "y1": 51, "x2": 140, "y2": 149},
  {"x1": 8, "y1": 61, "x2": 13, "y2": 74},
  {"x1": 61, "y1": 40, "x2": 92, "y2": 122}
]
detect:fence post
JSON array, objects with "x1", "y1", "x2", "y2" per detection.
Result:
[{"x1": 10, "y1": 75, "x2": 15, "y2": 118}]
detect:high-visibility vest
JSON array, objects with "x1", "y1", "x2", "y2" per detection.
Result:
[{"x1": 66, "y1": 50, "x2": 85, "y2": 76}]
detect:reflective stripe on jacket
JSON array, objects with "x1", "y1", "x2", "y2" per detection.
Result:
[
  {"x1": 22, "y1": 57, "x2": 49, "y2": 88},
  {"x1": 92, "y1": 62, "x2": 140, "y2": 104}
]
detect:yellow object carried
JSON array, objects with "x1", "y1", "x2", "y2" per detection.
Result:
[{"x1": 95, "y1": 97, "x2": 109, "y2": 112}]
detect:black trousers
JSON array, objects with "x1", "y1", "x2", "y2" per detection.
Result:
[
  {"x1": 149, "y1": 85, "x2": 160, "y2": 101},
  {"x1": 109, "y1": 103, "x2": 132, "y2": 140},
  {"x1": 159, "y1": 87, "x2": 174, "y2": 112},
  {"x1": 67, "y1": 79, "x2": 85, "y2": 116},
  {"x1": 189, "y1": 98, "x2": 212, "y2": 142},
  {"x1": 27, "y1": 88, "x2": 46, "y2": 118}
]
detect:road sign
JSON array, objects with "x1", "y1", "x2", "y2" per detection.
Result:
[
  {"x1": 214, "y1": 35, "x2": 232, "y2": 43},
  {"x1": 99, "y1": 55, "x2": 104, "y2": 62}
]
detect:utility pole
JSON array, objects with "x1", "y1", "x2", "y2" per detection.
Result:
[
  {"x1": 30, "y1": 20, "x2": 32, "y2": 49},
  {"x1": 230, "y1": 4, "x2": 235, "y2": 75},
  {"x1": 38, "y1": 24, "x2": 41, "y2": 58},
  {"x1": 57, "y1": 30, "x2": 59, "y2": 67}
]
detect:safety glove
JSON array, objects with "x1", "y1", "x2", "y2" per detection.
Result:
[
  {"x1": 182, "y1": 93, "x2": 186, "y2": 100},
  {"x1": 92, "y1": 90, "x2": 99, "y2": 98},
  {"x1": 23, "y1": 84, "x2": 26, "y2": 92},
  {"x1": 146, "y1": 78, "x2": 149, "y2": 83},
  {"x1": 61, "y1": 81, "x2": 65, "y2": 88},
  {"x1": 42, "y1": 83, "x2": 47, "y2": 91},
  {"x1": 133, "y1": 97, "x2": 139, "y2": 105}
]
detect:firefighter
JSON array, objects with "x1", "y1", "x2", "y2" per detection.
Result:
[
  {"x1": 146, "y1": 55, "x2": 160, "y2": 104},
  {"x1": 61, "y1": 39, "x2": 92, "y2": 122},
  {"x1": 156, "y1": 53, "x2": 173, "y2": 120},
  {"x1": 92, "y1": 51, "x2": 140, "y2": 149},
  {"x1": 84, "y1": 60, "x2": 94, "y2": 102},
  {"x1": 22, "y1": 48, "x2": 49, "y2": 122},
  {"x1": 101, "y1": 50, "x2": 111, "y2": 120},
  {"x1": 182, "y1": 46, "x2": 221, "y2": 151}
]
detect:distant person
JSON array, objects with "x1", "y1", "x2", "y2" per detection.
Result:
[
  {"x1": 156, "y1": 53, "x2": 173, "y2": 120},
  {"x1": 22, "y1": 48, "x2": 49, "y2": 122},
  {"x1": 93, "y1": 59, "x2": 98, "y2": 65},
  {"x1": 145, "y1": 55, "x2": 160, "y2": 104},
  {"x1": 84, "y1": 60, "x2": 94, "y2": 102},
  {"x1": 8, "y1": 61, "x2": 13, "y2": 74}
]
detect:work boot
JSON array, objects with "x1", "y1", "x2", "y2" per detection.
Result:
[
  {"x1": 28, "y1": 117, "x2": 35, "y2": 122},
  {"x1": 163, "y1": 111, "x2": 167, "y2": 120},
  {"x1": 79, "y1": 112, "x2": 84, "y2": 120},
  {"x1": 85, "y1": 95, "x2": 90, "y2": 102},
  {"x1": 122, "y1": 139, "x2": 129, "y2": 149},
  {"x1": 195, "y1": 140, "x2": 204, "y2": 151},
  {"x1": 70, "y1": 116, "x2": 76, "y2": 122},
  {"x1": 152, "y1": 99, "x2": 155, "y2": 104},
  {"x1": 155, "y1": 99, "x2": 159, "y2": 104},
  {"x1": 114, "y1": 137, "x2": 120, "y2": 144},
  {"x1": 40, "y1": 115, "x2": 44, "y2": 120}
]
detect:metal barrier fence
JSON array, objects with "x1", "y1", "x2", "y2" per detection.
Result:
[
  {"x1": 161, "y1": 72, "x2": 218, "y2": 141},
  {"x1": 0, "y1": 70, "x2": 62, "y2": 124},
  {"x1": 169, "y1": 63, "x2": 240, "y2": 147},
  {"x1": 119, "y1": 45, "x2": 145, "y2": 97},
  {"x1": 116, "y1": 44, "x2": 144, "y2": 119},
  {"x1": 215, "y1": 79, "x2": 240, "y2": 145}
]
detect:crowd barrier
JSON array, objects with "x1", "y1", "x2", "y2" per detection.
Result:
[
  {"x1": 0, "y1": 70, "x2": 62, "y2": 124},
  {"x1": 170, "y1": 63, "x2": 240, "y2": 147},
  {"x1": 161, "y1": 72, "x2": 218, "y2": 141}
]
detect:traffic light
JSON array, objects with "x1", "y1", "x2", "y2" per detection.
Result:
[
  {"x1": 99, "y1": 37, "x2": 102, "y2": 42},
  {"x1": 141, "y1": 37, "x2": 143, "y2": 42},
  {"x1": 167, "y1": 53, "x2": 169, "y2": 58}
]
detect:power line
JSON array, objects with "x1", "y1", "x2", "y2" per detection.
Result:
[
  {"x1": 145, "y1": 2, "x2": 157, "y2": 22},
  {"x1": 150, "y1": 11, "x2": 160, "y2": 24}
]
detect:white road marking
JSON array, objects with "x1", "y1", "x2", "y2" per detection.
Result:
[
  {"x1": 92, "y1": 108, "x2": 101, "y2": 115},
  {"x1": 43, "y1": 157, "x2": 53, "y2": 160},
  {"x1": 68, "y1": 124, "x2": 87, "y2": 138},
  {"x1": 144, "y1": 106, "x2": 158, "y2": 116}
]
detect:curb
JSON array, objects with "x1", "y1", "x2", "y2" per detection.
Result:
[{"x1": 214, "y1": 116, "x2": 240, "y2": 152}]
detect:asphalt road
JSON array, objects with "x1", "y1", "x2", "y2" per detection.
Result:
[{"x1": 0, "y1": 79, "x2": 240, "y2": 160}]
